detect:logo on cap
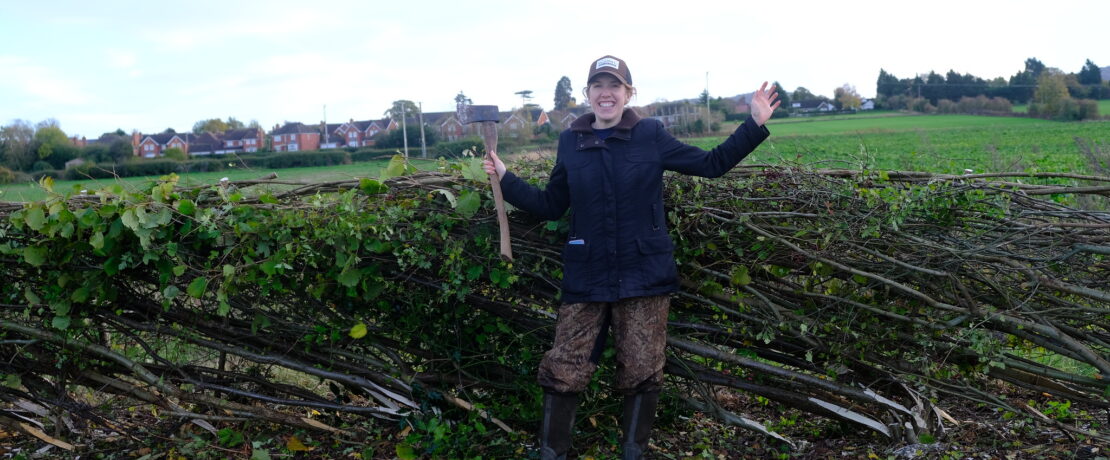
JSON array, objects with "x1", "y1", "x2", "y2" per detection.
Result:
[{"x1": 595, "y1": 57, "x2": 620, "y2": 70}]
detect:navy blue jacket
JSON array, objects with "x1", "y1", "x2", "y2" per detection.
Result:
[{"x1": 499, "y1": 109, "x2": 770, "y2": 303}]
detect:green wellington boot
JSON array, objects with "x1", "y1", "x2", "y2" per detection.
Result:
[
  {"x1": 620, "y1": 390, "x2": 660, "y2": 460},
  {"x1": 539, "y1": 391, "x2": 579, "y2": 460}
]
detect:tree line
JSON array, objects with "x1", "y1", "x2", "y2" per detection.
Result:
[{"x1": 875, "y1": 57, "x2": 1106, "y2": 120}]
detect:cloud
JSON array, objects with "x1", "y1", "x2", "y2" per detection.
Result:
[{"x1": 0, "y1": 56, "x2": 91, "y2": 106}]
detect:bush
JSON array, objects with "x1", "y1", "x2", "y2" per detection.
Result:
[
  {"x1": 31, "y1": 161, "x2": 54, "y2": 172},
  {"x1": 163, "y1": 147, "x2": 187, "y2": 161},
  {"x1": 432, "y1": 137, "x2": 484, "y2": 159},
  {"x1": 0, "y1": 166, "x2": 17, "y2": 184},
  {"x1": 351, "y1": 148, "x2": 400, "y2": 162}
]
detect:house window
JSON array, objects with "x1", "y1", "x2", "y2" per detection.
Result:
[{"x1": 275, "y1": 135, "x2": 282, "y2": 142}]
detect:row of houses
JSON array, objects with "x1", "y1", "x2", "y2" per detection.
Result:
[{"x1": 73, "y1": 107, "x2": 584, "y2": 159}]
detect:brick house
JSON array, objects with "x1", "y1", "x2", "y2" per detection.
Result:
[
  {"x1": 271, "y1": 122, "x2": 321, "y2": 152},
  {"x1": 138, "y1": 132, "x2": 194, "y2": 158}
]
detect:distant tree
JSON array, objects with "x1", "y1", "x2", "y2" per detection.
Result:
[
  {"x1": 108, "y1": 138, "x2": 134, "y2": 163},
  {"x1": 82, "y1": 143, "x2": 111, "y2": 163},
  {"x1": 34, "y1": 125, "x2": 69, "y2": 159},
  {"x1": 514, "y1": 90, "x2": 533, "y2": 107},
  {"x1": 834, "y1": 84, "x2": 862, "y2": 110},
  {"x1": 112, "y1": 128, "x2": 127, "y2": 137},
  {"x1": 1029, "y1": 71, "x2": 1071, "y2": 119},
  {"x1": 226, "y1": 117, "x2": 245, "y2": 130},
  {"x1": 162, "y1": 127, "x2": 177, "y2": 134},
  {"x1": 792, "y1": 87, "x2": 816, "y2": 101},
  {"x1": 1024, "y1": 58, "x2": 1046, "y2": 79},
  {"x1": 454, "y1": 91, "x2": 472, "y2": 107},
  {"x1": 194, "y1": 118, "x2": 229, "y2": 134},
  {"x1": 772, "y1": 81, "x2": 790, "y2": 110},
  {"x1": 876, "y1": 69, "x2": 903, "y2": 99},
  {"x1": 554, "y1": 77, "x2": 574, "y2": 110},
  {"x1": 162, "y1": 147, "x2": 187, "y2": 161},
  {"x1": 375, "y1": 124, "x2": 438, "y2": 149},
  {"x1": 247, "y1": 119, "x2": 262, "y2": 130},
  {"x1": 384, "y1": 100, "x2": 419, "y2": 121},
  {"x1": 1078, "y1": 59, "x2": 1102, "y2": 85},
  {"x1": 0, "y1": 120, "x2": 36, "y2": 171}
]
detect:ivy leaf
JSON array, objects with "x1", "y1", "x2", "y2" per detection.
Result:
[
  {"x1": 25, "y1": 205, "x2": 46, "y2": 231},
  {"x1": 730, "y1": 266, "x2": 751, "y2": 286},
  {"x1": 120, "y1": 208, "x2": 141, "y2": 232},
  {"x1": 455, "y1": 190, "x2": 481, "y2": 218},
  {"x1": 461, "y1": 158, "x2": 488, "y2": 182},
  {"x1": 359, "y1": 178, "x2": 388, "y2": 195},
  {"x1": 24, "y1": 287, "x2": 42, "y2": 305},
  {"x1": 71, "y1": 286, "x2": 90, "y2": 303},
  {"x1": 51, "y1": 316, "x2": 71, "y2": 330},
  {"x1": 177, "y1": 199, "x2": 196, "y2": 216},
  {"x1": 23, "y1": 246, "x2": 48, "y2": 266},
  {"x1": 380, "y1": 154, "x2": 408, "y2": 180},
  {"x1": 89, "y1": 231, "x2": 105, "y2": 250},
  {"x1": 349, "y1": 323, "x2": 368, "y2": 339},
  {"x1": 396, "y1": 444, "x2": 416, "y2": 460},
  {"x1": 337, "y1": 266, "x2": 361, "y2": 288},
  {"x1": 187, "y1": 277, "x2": 208, "y2": 298}
]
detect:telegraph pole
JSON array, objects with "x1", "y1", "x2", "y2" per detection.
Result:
[
  {"x1": 705, "y1": 72, "x2": 711, "y2": 134},
  {"x1": 401, "y1": 104, "x2": 409, "y2": 158},
  {"x1": 418, "y1": 101, "x2": 427, "y2": 159}
]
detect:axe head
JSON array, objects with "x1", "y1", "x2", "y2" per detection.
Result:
[{"x1": 458, "y1": 104, "x2": 500, "y2": 125}]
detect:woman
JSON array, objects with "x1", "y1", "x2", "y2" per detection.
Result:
[{"x1": 484, "y1": 55, "x2": 779, "y2": 459}]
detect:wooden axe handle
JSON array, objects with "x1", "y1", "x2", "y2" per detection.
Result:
[{"x1": 481, "y1": 122, "x2": 513, "y2": 262}]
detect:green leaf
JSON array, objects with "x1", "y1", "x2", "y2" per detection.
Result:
[
  {"x1": 223, "y1": 264, "x2": 236, "y2": 277},
  {"x1": 359, "y1": 178, "x2": 388, "y2": 195},
  {"x1": 23, "y1": 246, "x2": 48, "y2": 266},
  {"x1": 163, "y1": 285, "x2": 181, "y2": 300},
  {"x1": 337, "y1": 266, "x2": 361, "y2": 288},
  {"x1": 52, "y1": 316, "x2": 71, "y2": 330},
  {"x1": 380, "y1": 154, "x2": 408, "y2": 180},
  {"x1": 396, "y1": 444, "x2": 416, "y2": 460},
  {"x1": 259, "y1": 193, "x2": 279, "y2": 204},
  {"x1": 349, "y1": 322, "x2": 368, "y2": 339},
  {"x1": 120, "y1": 208, "x2": 140, "y2": 232},
  {"x1": 730, "y1": 266, "x2": 751, "y2": 286},
  {"x1": 455, "y1": 190, "x2": 481, "y2": 218},
  {"x1": 187, "y1": 277, "x2": 208, "y2": 298},
  {"x1": 89, "y1": 231, "x2": 105, "y2": 250},
  {"x1": 177, "y1": 199, "x2": 196, "y2": 216},
  {"x1": 71, "y1": 286, "x2": 90, "y2": 303},
  {"x1": 24, "y1": 287, "x2": 41, "y2": 305},
  {"x1": 462, "y1": 158, "x2": 488, "y2": 182},
  {"x1": 433, "y1": 189, "x2": 457, "y2": 207},
  {"x1": 25, "y1": 205, "x2": 46, "y2": 231},
  {"x1": 172, "y1": 265, "x2": 187, "y2": 277}
]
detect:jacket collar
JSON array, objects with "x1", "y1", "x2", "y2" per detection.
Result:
[{"x1": 570, "y1": 108, "x2": 642, "y2": 141}]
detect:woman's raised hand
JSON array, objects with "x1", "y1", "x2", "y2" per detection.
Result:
[{"x1": 750, "y1": 81, "x2": 781, "y2": 127}]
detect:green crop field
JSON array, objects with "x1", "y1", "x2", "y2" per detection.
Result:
[
  {"x1": 694, "y1": 114, "x2": 1109, "y2": 174},
  {"x1": 0, "y1": 158, "x2": 445, "y2": 202}
]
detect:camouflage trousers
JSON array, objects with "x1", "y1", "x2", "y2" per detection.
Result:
[{"x1": 537, "y1": 295, "x2": 670, "y2": 394}]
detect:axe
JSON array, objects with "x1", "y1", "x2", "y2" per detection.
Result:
[{"x1": 459, "y1": 104, "x2": 513, "y2": 262}]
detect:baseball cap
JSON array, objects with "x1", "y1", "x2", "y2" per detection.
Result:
[{"x1": 587, "y1": 55, "x2": 632, "y2": 86}]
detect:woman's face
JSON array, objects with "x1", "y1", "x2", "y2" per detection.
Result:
[{"x1": 587, "y1": 74, "x2": 629, "y2": 129}]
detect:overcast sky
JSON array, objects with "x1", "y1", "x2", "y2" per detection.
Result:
[{"x1": 1, "y1": 0, "x2": 1106, "y2": 138}]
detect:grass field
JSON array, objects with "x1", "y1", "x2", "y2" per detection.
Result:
[
  {"x1": 700, "y1": 113, "x2": 1109, "y2": 174},
  {"x1": 0, "y1": 158, "x2": 445, "y2": 202}
]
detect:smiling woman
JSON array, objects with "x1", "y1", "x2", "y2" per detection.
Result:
[{"x1": 483, "y1": 54, "x2": 780, "y2": 459}]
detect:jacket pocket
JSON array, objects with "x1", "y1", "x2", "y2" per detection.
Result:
[
  {"x1": 561, "y1": 241, "x2": 592, "y2": 296},
  {"x1": 635, "y1": 235, "x2": 678, "y2": 290},
  {"x1": 636, "y1": 234, "x2": 674, "y2": 255}
]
